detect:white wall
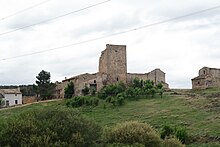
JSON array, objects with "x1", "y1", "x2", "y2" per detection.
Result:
[{"x1": 4, "y1": 93, "x2": 22, "y2": 106}]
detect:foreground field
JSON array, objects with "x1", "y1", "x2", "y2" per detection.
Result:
[{"x1": 0, "y1": 89, "x2": 219, "y2": 146}]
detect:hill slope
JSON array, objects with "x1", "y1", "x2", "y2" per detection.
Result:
[{"x1": 0, "y1": 89, "x2": 219, "y2": 146}]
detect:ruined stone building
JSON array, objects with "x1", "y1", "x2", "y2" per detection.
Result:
[
  {"x1": 55, "y1": 44, "x2": 169, "y2": 98},
  {"x1": 192, "y1": 67, "x2": 220, "y2": 89}
]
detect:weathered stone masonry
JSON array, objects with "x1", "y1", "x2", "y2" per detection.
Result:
[
  {"x1": 192, "y1": 67, "x2": 220, "y2": 89},
  {"x1": 56, "y1": 44, "x2": 169, "y2": 98}
]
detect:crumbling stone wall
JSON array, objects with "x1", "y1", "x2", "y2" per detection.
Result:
[
  {"x1": 127, "y1": 68, "x2": 168, "y2": 88},
  {"x1": 22, "y1": 96, "x2": 37, "y2": 104},
  {"x1": 99, "y1": 44, "x2": 127, "y2": 84},
  {"x1": 192, "y1": 67, "x2": 220, "y2": 89},
  {"x1": 56, "y1": 44, "x2": 169, "y2": 98},
  {"x1": 57, "y1": 73, "x2": 107, "y2": 98}
]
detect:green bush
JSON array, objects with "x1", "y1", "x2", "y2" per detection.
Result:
[
  {"x1": 116, "y1": 94, "x2": 125, "y2": 106},
  {"x1": 103, "y1": 121, "x2": 162, "y2": 147},
  {"x1": 161, "y1": 125, "x2": 175, "y2": 139},
  {"x1": 163, "y1": 137, "x2": 185, "y2": 147},
  {"x1": 161, "y1": 125, "x2": 188, "y2": 144},
  {"x1": 64, "y1": 81, "x2": 75, "y2": 98},
  {"x1": 0, "y1": 108, "x2": 102, "y2": 147},
  {"x1": 98, "y1": 82, "x2": 126, "y2": 99},
  {"x1": 175, "y1": 127, "x2": 188, "y2": 144},
  {"x1": 106, "y1": 143, "x2": 145, "y2": 147},
  {"x1": 82, "y1": 86, "x2": 90, "y2": 96},
  {"x1": 66, "y1": 96, "x2": 99, "y2": 108}
]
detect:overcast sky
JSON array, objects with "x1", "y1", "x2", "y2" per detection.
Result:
[{"x1": 0, "y1": 0, "x2": 220, "y2": 88}]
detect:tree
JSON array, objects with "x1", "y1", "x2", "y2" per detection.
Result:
[
  {"x1": 0, "y1": 98, "x2": 5, "y2": 108},
  {"x1": 0, "y1": 108, "x2": 102, "y2": 146},
  {"x1": 82, "y1": 86, "x2": 90, "y2": 96},
  {"x1": 64, "y1": 82, "x2": 75, "y2": 98},
  {"x1": 35, "y1": 70, "x2": 55, "y2": 100}
]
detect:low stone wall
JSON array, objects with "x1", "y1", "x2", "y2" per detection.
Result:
[{"x1": 22, "y1": 96, "x2": 38, "y2": 104}]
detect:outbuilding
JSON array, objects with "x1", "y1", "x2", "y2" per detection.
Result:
[{"x1": 0, "y1": 88, "x2": 22, "y2": 106}]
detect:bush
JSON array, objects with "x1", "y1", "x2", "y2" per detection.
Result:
[
  {"x1": 0, "y1": 108, "x2": 102, "y2": 147},
  {"x1": 82, "y1": 86, "x2": 90, "y2": 96},
  {"x1": 161, "y1": 125, "x2": 175, "y2": 139},
  {"x1": 106, "y1": 143, "x2": 145, "y2": 147},
  {"x1": 66, "y1": 96, "x2": 99, "y2": 108},
  {"x1": 115, "y1": 94, "x2": 125, "y2": 106},
  {"x1": 98, "y1": 82, "x2": 126, "y2": 99},
  {"x1": 103, "y1": 121, "x2": 162, "y2": 147},
  {"x1": 175, "y1": 127, "x2": 188, "y2": 144},
  {"x1": 64, "y1": 82, "x2": 75, "y2": 98},
  {"x1": 163, "y1": 137, "x2": 185, "y2": 147},
  {"x1": 161, "y1": 125, "x2": 188, "y2": 144}
]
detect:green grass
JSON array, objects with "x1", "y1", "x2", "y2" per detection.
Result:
[
  {"x1": 0, "y1": 92, "x2": 219, "y2": 146},
  {"x1": 191, "y1": 88, "x2": 220, "y2": 98},
  {"x1": 82, "y1": 95, "x2": 219, "y2": 137}
]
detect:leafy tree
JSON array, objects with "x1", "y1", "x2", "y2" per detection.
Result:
[
  {"x1": 82, "y1": 86, "x2": 90, "y2": 96},
  {"x1": 64, "y1": 82, "x2": 74, "y2": 98},
  {"x1": 98, "y1": 82, "x2": 126, "y2": 99},
  {"x1": 0, "y1": 98, "x2": 5, "y2": 108},
  {"x1": 35, "y1": 70, "x2": 55, "y2": 100},
  {"x1": 132, "y1": 78, "x2": 143, "y2": 88},
  {"x1": 19, "y1": 85, "x2": 36, "y2": 96},
  {"x1": 156, "y1": 83, "x2": 164, "y2": 98},
  {"x1": 0, "y1": 108, "x2": 102, "y2": 146}
]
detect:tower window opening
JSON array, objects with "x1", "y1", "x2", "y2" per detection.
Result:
[{"x1": 117, "y1": 77, "x2": 119, "y2": 81}]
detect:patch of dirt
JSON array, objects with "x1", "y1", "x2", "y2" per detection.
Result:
[
  {"x1": 204, "y1": 98, "x2": 220, "y2": 112},
  {"x1": 189, "y1": 135, "x2": 220, "y2": 144}
]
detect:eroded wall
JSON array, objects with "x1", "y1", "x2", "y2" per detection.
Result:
[
  {"x1": 127, "y1": 68, "x2": 168, "y2": 88},
  {"x1": 99, "y1": 44, "x2": 127, "y2": 84},
  {"x1": 192, "y1": 67, "x2": 220, "y2": 89}
]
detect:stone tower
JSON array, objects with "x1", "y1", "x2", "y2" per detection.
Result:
[{"x1": 99, "y1": 44, "x2": 127, "y2": 84}]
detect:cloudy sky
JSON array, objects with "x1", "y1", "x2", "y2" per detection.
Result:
[{"x1": 0, "y1": 0, "x2": 220, "y2": 88}]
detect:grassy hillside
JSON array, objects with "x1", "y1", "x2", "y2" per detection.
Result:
[{"x1": 0, "y1": 90, "x2": 220, "y2": 146}]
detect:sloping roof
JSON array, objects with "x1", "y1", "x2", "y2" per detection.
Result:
[
  {"x1": 0, "y1": 89, "x2": 22, "y2": 94},
  {"x1": 62, "y1": 72, "x2": 98, "y2": 82},
  {"x1": 201, "y1": 67, "x2": 220, "y2": 71},
  {"x1": 191, "y1": 75, "x2": 206, "y2": 80}
]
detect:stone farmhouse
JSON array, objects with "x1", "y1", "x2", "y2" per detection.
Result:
[
  {"x1": 55, "y1": 44, "x2": 169, "y2": 98},
  {"x1": 192, "y1": 67, "x2": 220, "y2": 89},
  {"x1": 0, "y1": 88, "x2": 22, "y2": 106}
]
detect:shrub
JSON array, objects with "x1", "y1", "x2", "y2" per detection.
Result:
[
  {"x1": 160, "y1": 125, "x2": 188, "y2": 144},
  {"x1": 64, "y1": 82, "x2": 75, "y2": 98},
  {"x1": 106, "y1": 143, "x2": 145, "y2": 147},
  {"x1": 163, "y1": 137, "x2": 185, "y2": 147},
  {"x1": 0, "y1": 108, "x2": 102, "y2": 147},
  {"x1": 82, "y1": 86, "x2": 90, "y2": 96},
  {"x1": 103, "y1": 121, "x2": 162, "y2": 147},
  {"x1": 175, "y1": 127, "x2": 188, "y2": 144},
  {"x1": 161, "y1": 125, "x2": 174, "y2": 139},
  {"x1": 98, "y1": 82, "x2": 126, "y2": 99},
  {"x1": 66, "y1": 96, "x2": 99, "y2": 108},
  {"x1": 115, "y1": 93, "x2": 125, "y2": 106}
]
